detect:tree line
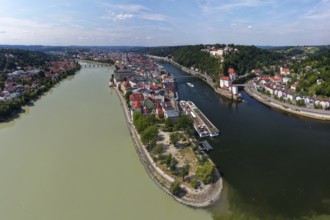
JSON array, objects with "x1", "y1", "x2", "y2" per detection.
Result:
[
  {"x1": 139, "y1": 44, "x2": 284, "y2": 82},
  {"x1": 0, "y1": 49, "x2": 56, "y2": 72},
  {"x1": 141, "y1": 45, "x2": 222, "y2": 82}
]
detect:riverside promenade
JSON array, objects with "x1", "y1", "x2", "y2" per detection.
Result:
[
  {"x1": 245, "y1": 81, "x2": 330, "y2": 121},
  {"x1": 113, "y1": 87, "x2": 222, "y2": 208}
]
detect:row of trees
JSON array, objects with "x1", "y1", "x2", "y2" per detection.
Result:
[
  {"x1": 133, "y1": 111, "x2": 159, "y2": 146},
  {"x1": 163, "y1": 114, "x2": 194, "y2": 133}
]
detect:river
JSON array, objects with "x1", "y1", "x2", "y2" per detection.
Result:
[
  {"x1": 159, "y1": 62, "x2": 330, "y2": 220},
  {"x1": 0, "y1": 65, "x2": 211, "y2": 220}
]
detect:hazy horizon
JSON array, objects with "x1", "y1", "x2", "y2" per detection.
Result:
[{"x1": 0, "y1": 0, "x2": 329, "y2": 46}]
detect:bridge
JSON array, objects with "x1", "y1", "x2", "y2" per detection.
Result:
[
  {"x1": 233, "y1": 84, "x2": 248, "y2": 87},
  {"x1": 81, "y1": 64, "x2": 111, "y2": 68},
  {"x1": 173, "y1": 75, "x2": 196, "y2": 78}
]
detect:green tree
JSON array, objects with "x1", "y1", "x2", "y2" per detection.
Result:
[
  {"x1": 177, "y1": 114, "x2": 193, "y2": 131},
  {"x1": 169, "y1": 157, "x2": 178, "y2": 171},
  {"x1": 141, "y1": 125, "x2": 158, "y2": 145},
  {"x1": 164, "y1": 154, "x2": 173, "y2": 167},
  {"x1": 152, "y1": 143, "x2": 164, "y2": 155},
  {"x1": 134, "y1": 116, "x2": 149, "y2": 133},
  {"x1": 189, "y1": 176, "x2": 198, "y2": 189},
  {"x1": 179, "y1": 164, "x2": 190, "y2": 180},
  {"x1": 164, "y1": 118, "x2": 173, "y2": 131},
  {"x1": 169, "y1": 181, "x2": 181, "y2": 196},
  {"x1": 196, "y1": 161, "x2": 215, "y2": 184},
  {"x1": 133, "y1": 111, "x2": 142, "y2": 121},
  {"x1": 296, "y1": 99, "x2": 305, "y2": 107},
  {"x1": 170, "y1": 132, "x2": 180, "y2": 146}
]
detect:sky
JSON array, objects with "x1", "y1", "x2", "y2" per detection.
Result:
[{"x1": 0, "y1": 0, "x2": 329, "y2": 46}]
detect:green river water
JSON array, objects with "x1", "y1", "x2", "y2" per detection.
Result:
[{"x1": 0, "y1": 66, "x2": 211, "y2": 220}]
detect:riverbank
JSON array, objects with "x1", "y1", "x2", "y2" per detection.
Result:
[
  {"x1": 0, "y1": 64, "x2": 81, "y2": 123},
  {"x1": 148, "y1": 55, "x2": 242, "y2": 101},
  {"x1": 245, "y1": 81, "x2": 330, "y2": 121},
  {"x1": 113, "y1": 86, "x2": 222, "y2": 208}
]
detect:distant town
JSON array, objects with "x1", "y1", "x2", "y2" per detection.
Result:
[{"x1": 0, "y1": 49, "x2": 80, "y2": 121}]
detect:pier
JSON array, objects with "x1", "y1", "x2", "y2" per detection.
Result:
[{"x1": 199, "y1": 140, "x2": 213, "y2": 152}]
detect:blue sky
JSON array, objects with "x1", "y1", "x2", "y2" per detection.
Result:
[{"x1": 0, "y1": 0, "x2": 329, "y2": 46}]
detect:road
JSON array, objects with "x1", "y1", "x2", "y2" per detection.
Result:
[{"x1": 245, "y1": 81, "x2": 330, "y2": 119}]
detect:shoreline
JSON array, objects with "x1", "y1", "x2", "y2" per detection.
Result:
[
  {"x1": 0, "y1": 65, "x2": 80, "y2": 123},
  {"x1": 147, "y1": 55, "x2": 330, "y2": 121},
  {"x1": 244, "y1": 83, "x2": 330, "y2": 121},
  {"x1": 147, "y1": 55, "x2": 241, "y2": 101},
  {"x1": 113, "y1": 86, "x2": 222, "y2": 208}
]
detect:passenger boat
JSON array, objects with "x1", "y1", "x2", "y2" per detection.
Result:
[{"x1": 179, "y1": 100, "x2": 219, "y2": 138}]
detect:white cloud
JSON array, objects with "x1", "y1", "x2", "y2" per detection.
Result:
[
  {"x1": 103, "y1": 3, "x2": 150, "y2": 12},
  {"x1": 197, "y1": 0, "x2": 274, "y2": 13},
  {"x1": 248, "y1": 25, "x2": 253, "y2": 29},
  {"x1": 138, "y1": 13, "x2": 168, "y2": 21},
  {"x1": 115, "y1": 13, "x2": 134, "y2": 20},
  {"x1": 215, "y1": 0, "x2": 269, "y2": 11},
  {"x1": 101, "y1": 12, "x2": 134, "y2": 21},
  {"x1": 303, "y1": 0, "x2": 330, "y2": 20},
  {"x1": 0, "y1": 30, "x2": 6, "y2": 33}
]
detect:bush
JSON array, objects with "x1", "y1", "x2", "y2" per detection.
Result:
[
  {"x1": 196, "y1": 161, "x2": 215, "y2": 184},
  {"x1": 189, "y1": 176, "x2": 198, "y2": 189},
  {"x1": 151, "y1": 143, "x2": 164, "y2": 155},
  {"x1": 169, "y1": 181, "x2": 181, "y2": 196}
]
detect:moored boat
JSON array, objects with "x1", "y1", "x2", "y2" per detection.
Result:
[
  {"x1": 187, "y1": 82, "x2": 194, "y2": 87},
  {"x1": 180, "y1": 100, "x2": 219, "y2": 138}
]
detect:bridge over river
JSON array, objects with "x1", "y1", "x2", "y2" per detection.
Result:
[{"x1": 80, "y1": 63, "x2": 111, "y2": 68}]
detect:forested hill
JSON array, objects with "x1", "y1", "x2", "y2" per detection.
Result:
[
  {"x1": 142, "y1": 45, "x2": 222, "y2": 81},
  {"x1": 0, "y1": 49, "x2": 54, "y2": 72},
  {"x1": 140, "y1": 44, "x2": 284, "y2": 80},
  {"x1": 294, "y1": 48, "x2": 330, "y2": 97},
  {"x1": 223, "y1": 45, "x2": 284, "y2": 75}
]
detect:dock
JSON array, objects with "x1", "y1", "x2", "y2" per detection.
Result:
[{"x1": 199, "y1": 140, "x2": 213, "y2": 152}]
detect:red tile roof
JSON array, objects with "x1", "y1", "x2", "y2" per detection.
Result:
[
  {"x1": 130, "y1": 93, "x2": 144, "y2": 101},
  {"x1": 151, "y1": 85, "x2": 158, "y2": 90},
  {"x1": 132, "y1": 101, "x2": 142, "y2": 109}
]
